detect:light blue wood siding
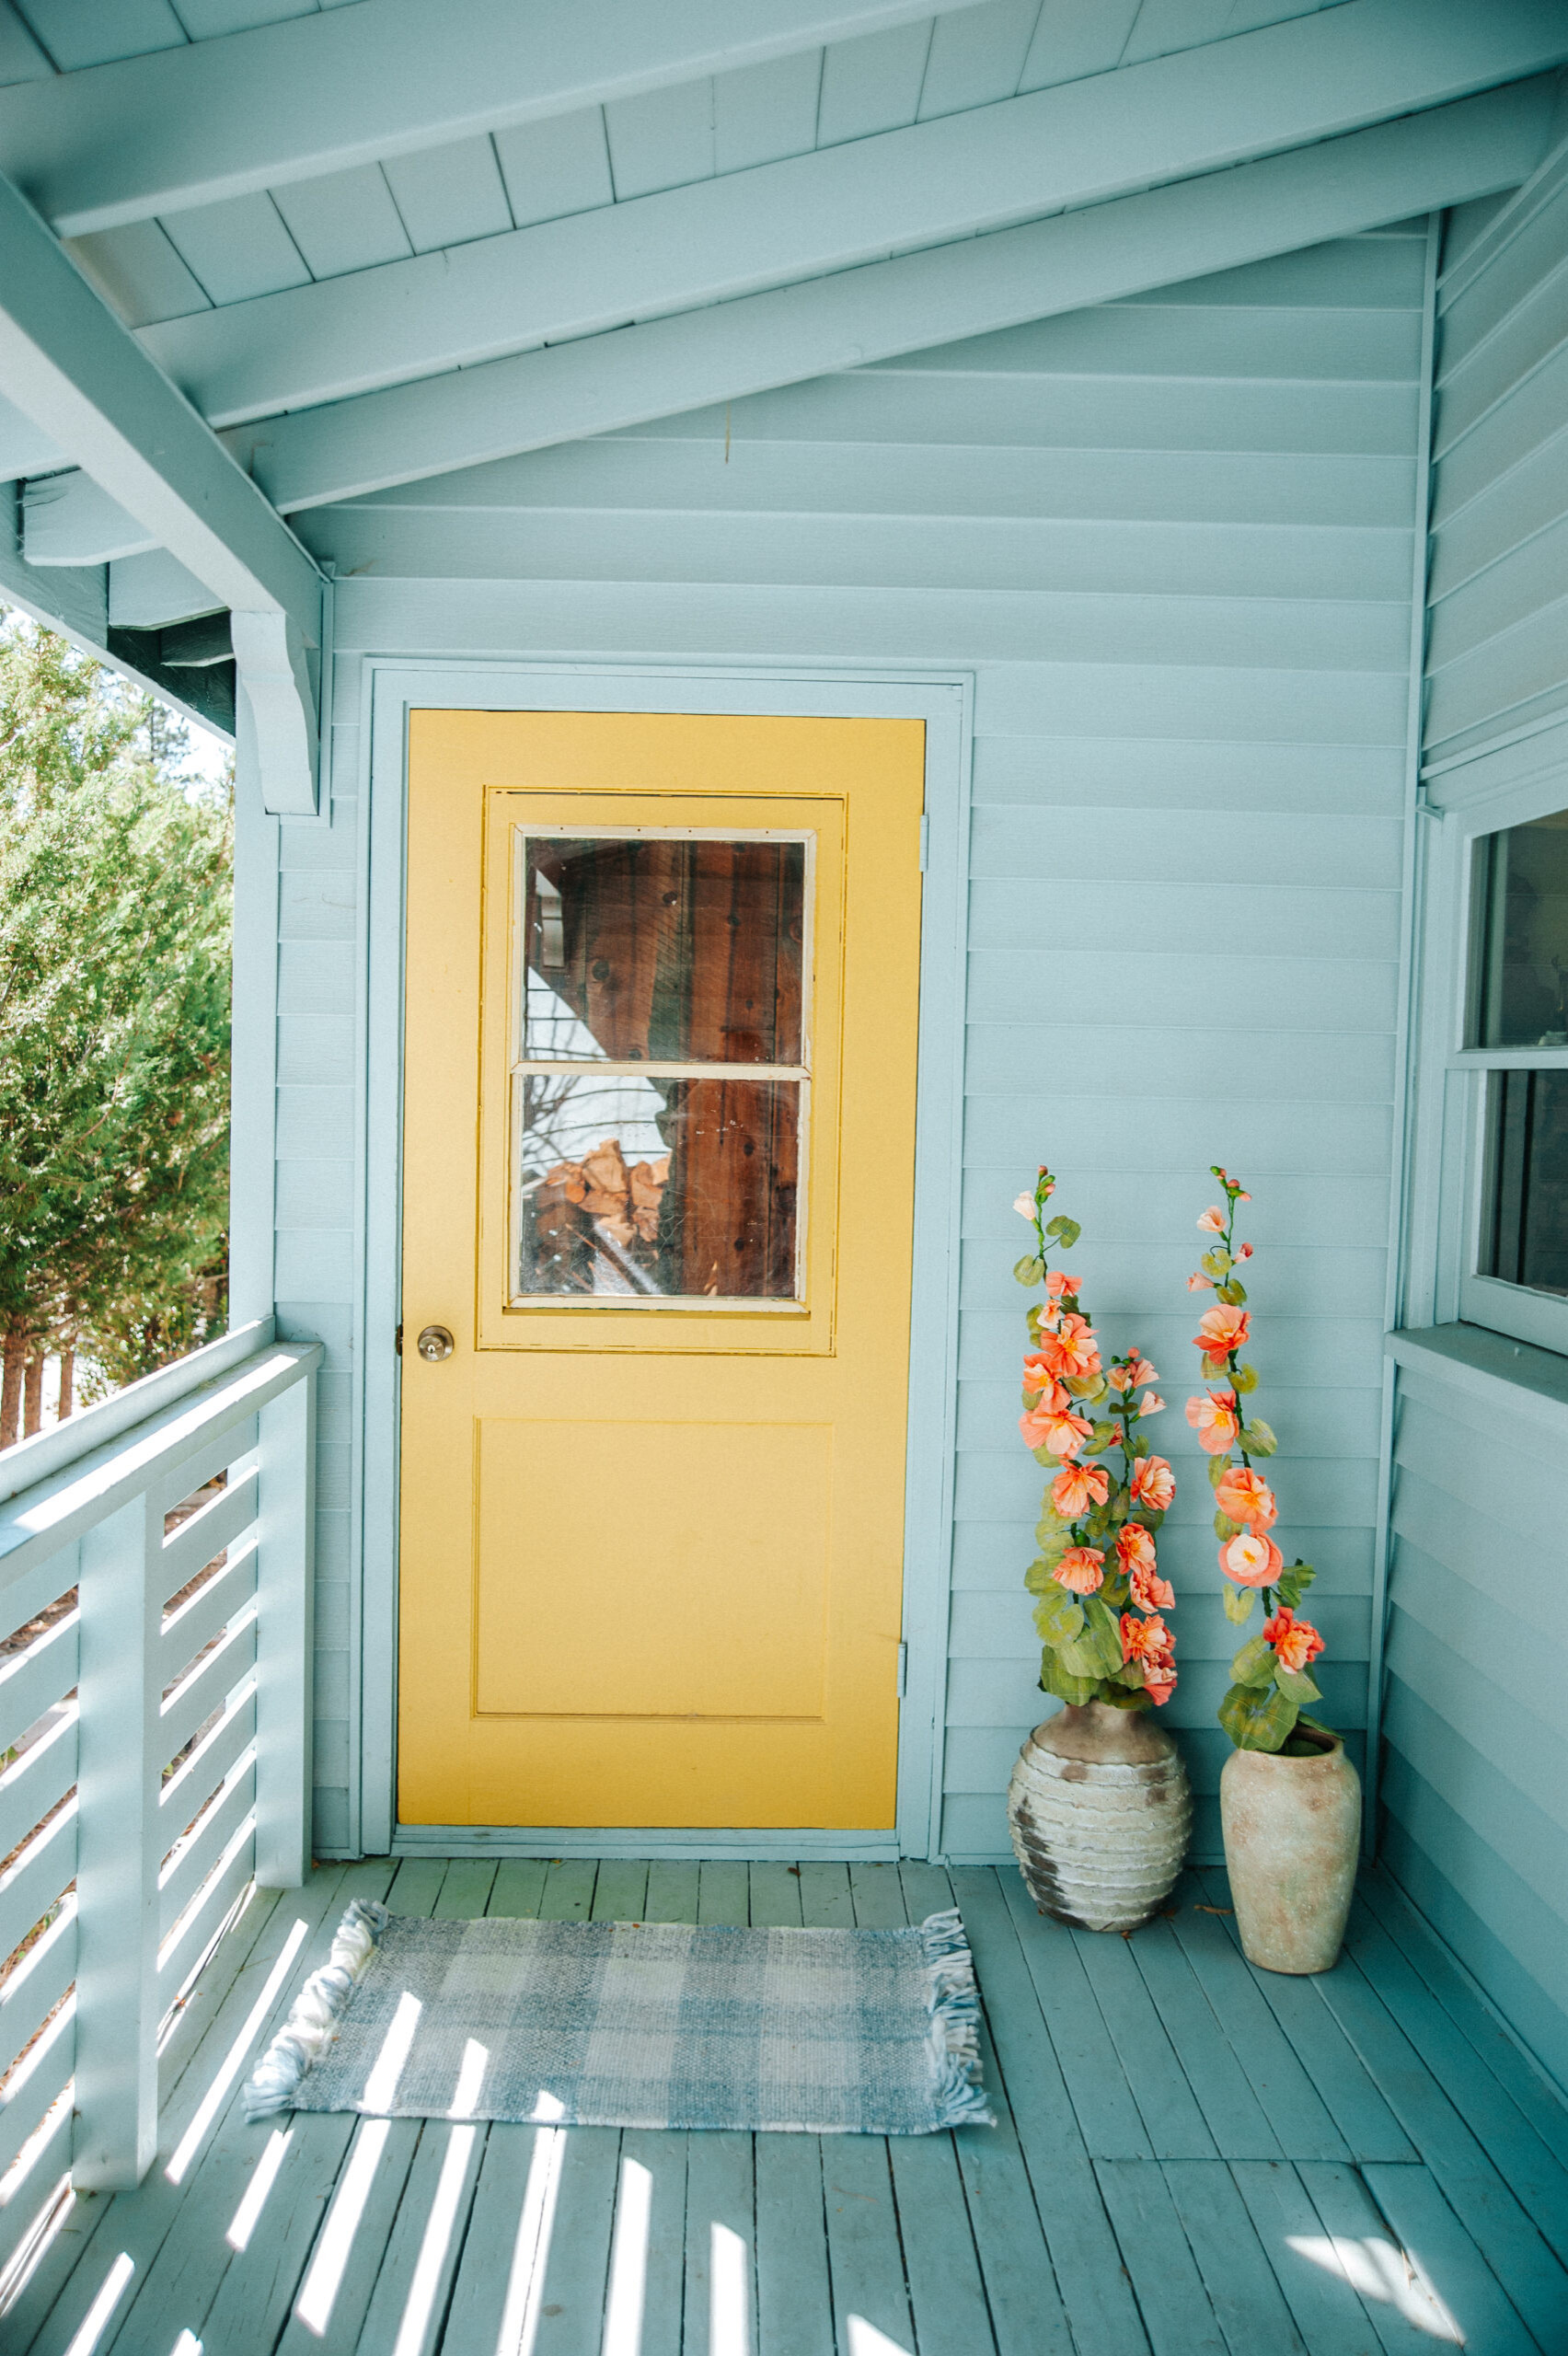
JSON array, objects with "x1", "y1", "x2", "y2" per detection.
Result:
[{"x1": 293, "y1": 225, "x2": 1424, "y2": 1858}]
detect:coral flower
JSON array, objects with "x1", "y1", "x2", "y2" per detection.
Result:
[
  {"x1": 1185, "y1": 1390, "x2": 1239, "y2": 1453},
  {"x1": 1193, "y1": 1304, "x2": 1251, "y2": 1361},
  {"x1": 1044, "y1": 1268, "x2": 1081, "y2": 1301},
  {"x1": 1219, "y1": 1530, "x2": 1285, "y2": 1588},
  {"x1": 1139, "y1": 1392, "x2": 1166, "y2": 1416},
  {"x1": 1130, "y1": 1454, "x2": 1175, "y2": 1510},
  {"x1": 1131, "y1": 1562, "x2": 1176, "y2": 1613},
  {"x1": 1236, "y1": 1242, "x2": 1253, "y2": 1261},
  {"x1": 1187, "y1": 1272, "x2": 1213, "y2": 1291},
  {"x1": 1055, "y1": 1547, "x2": 1105, "y2": 1595},
  {"x1": 1121, "y1": 1611, "x2": 1174, "y2": 1666},
  {"x1": 1263, "y1": 1607, "x2": 1324, "y2": 1674},
  {"x1": 1021, "y1": 1356, "x2": 1068, "y2": 1408},
  {"x1": 1214, "y1": 1170, "x2": 1251, "y2": 1200},
  {"x1": 1020, "y1": 1406, "x2": 1092, "y2": 1458},
  {"x1": 1116, "y1": 1522, "x2": 1159, "y2": 1576},
  {"x1": 1144, "y1": 1665, "x2": 1177, "y2": 1705},
  {"x1": 1214, "y1": 1466, "x2": 1277, "y2": 1530},
  {"x1": 1109, "y1": 1352, "x2": 1159, "y2": 1393},
  {"x1": 1197, "y1": 1206, "x2": 1227, "y2": 1233},
  {"x1": 1032, "y1": 1312, "x2": 1101, "y2": 1380},
  {"x1": 1052, "y1": 1461, "x2": 1111, "y2": 1518}
]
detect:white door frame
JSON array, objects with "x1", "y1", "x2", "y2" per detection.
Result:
[{"x1": 354, "y1": 660, "x2": 972, "y2": 1859}]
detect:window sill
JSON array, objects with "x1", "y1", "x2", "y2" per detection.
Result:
[{"x1": 1387, "y1": 1322, "x2": 1568, "y2": 1440}]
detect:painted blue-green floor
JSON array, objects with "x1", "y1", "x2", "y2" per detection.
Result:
[{"x1": 7, "y1": 1854, "x2": 1567, "y2": 2355}]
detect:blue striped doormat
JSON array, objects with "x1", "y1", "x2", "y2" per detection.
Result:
[{"x1": 244, "y1": 1900, "x2": 991, "y2": 2135}]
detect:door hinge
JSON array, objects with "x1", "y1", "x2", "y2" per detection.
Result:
[
  {"x1": 895, "y1": 1641, "x2": 908, "y2": 1698},
  {"x1": 395, "y1": 1322, "x2": 403, "y2": 1356},
  {"x1": 917, "y1": 814, "x2": 929, "y2": 872}
]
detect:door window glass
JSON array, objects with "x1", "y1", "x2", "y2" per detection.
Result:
[{"x1": 513, "y1": 833, "x2": 809, "y2": 1303}]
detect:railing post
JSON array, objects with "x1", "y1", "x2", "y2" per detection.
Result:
[
  {"x1": 73, "y1": 1492, "x2": 163, "y2": 2189},
  {"x1": 254, "y1": 1365, "x2": 316, "y2": 1888}
]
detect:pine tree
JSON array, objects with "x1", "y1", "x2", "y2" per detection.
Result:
[{"x1": 0, "y1": 618, "x2": 232, "y2": 1445}]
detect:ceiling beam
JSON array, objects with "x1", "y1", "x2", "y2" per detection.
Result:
[
  {"x1": 0, "y1": 172, "x2": 323, "y2": 806},
  {"x1": 231, "y1": 81, "x2": 1553, "y2": 517},
  {"x1": 0, "y1": 0, "x2": 1000, "y2": 237},
  {"x1": 137, "y1": 0, "x2": 1568, "y2": 433}
]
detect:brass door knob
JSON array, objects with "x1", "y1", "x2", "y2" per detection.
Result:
[{"x1": 416, "y1": 1324, "x2": 455, "y2": 1361}]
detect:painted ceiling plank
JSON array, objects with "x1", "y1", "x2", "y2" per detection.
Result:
[
  {"x1": 231, "y1": 83, "x2": 1552, "y2": 514},
  {"x1": 0, "y1": 171, "x2": 319, "y2": 622},
  {"x1": 138, "y1": 0, "x2": 1568, "y2": 428},
  {"x1": 0, "y1": 0, "x2": 1004, "y2": 235}
]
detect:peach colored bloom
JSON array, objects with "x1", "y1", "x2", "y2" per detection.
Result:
[
  {"x1": 1214, "y1": 1170, "x2": 1251, "y2": 1200},
  {"x1": 1263, "y1": 1606, "x2": 1324, "y2": 1674},
  {"x1": 1109, "y1": 1352, "x2": 1159, "y2": 1394},
  {"x1": 1044, "y1": 1268, "x2": 1081, "y2": 1301},
  {"x1": 1236, "y1": 1242, "x2": 1253, "y2": 1261},
  {"x1": 1187, "y1": 1272, "x2": 1214, "y2": 1292},
  {"x1": 1144, "y1": 1668, "x2": 1177, "y2": 1705},
  {"x1": 1020, "y1": 1405, "x2": 1092, "y2": 1458},
  {"x1": 1185, "y1": 1390, "x2": 1239, "y2": 1454},
  {"x1": 1121, "y1": 1611, "x2": 1174, "y2": 1666},
  {"x1": 1139, "y1": 1391, "x2": 1166, "y2": 1417},
  {"x1": 1013, "y1": 1192, "x2": 1037, "y2": 1220},
  {"x1": 1131, "y1": 1562, "x2": 1176, "y2": 1614},
  {"x1": 1197, "y1": 1206, "x2": 1227, "y2": 1233},
  {"x1": 1219, "y1": 1530, "x2": 1285, "y2": 1588},
  {"x1": 1130, "y1": 1454, "x2": 1175, "y2": 1510},
  {"x1": 1193, "y1": 1304, "x2": 1251, "y2": 1361},
  {"x1": 1052, "y1": 1461, "x2": 1111, "y2": 1518},
  {"x1": 1055, "y1": 1547, "x2": 1105, "y2": 1595},
  {"x1": 1116, "y1": 1522, "x2": 1158, "y2": 1576},
  {"x1": 1021, "y1": 1355, "x2": 1068, "y2": 1408},
  {"x1": 1033, "y1": 1312, "x2": 1101, "y2": 1380},
  {"x1": 1214, "y1": 1466, "x2": 1277, "y2": 1530}
]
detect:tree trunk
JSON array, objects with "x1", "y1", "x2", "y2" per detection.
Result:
[
  {"x1": 0, "y1": 1330, "x2": 27, "y2": 1450},
  {"x1": 22, "y1": 1352, "x2": 44, "y2": 1438},
  {"x1": 58, "y1": 1346, "x2": 75, "y2": 1423}
]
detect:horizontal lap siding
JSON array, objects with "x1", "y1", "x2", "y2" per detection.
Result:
[
  {"x1": 1382, "y1": 1367, "x2": 1568, "y2": 2089},
  {"x1": 317, "y1": 228, "x2": 1422, "y2": 1859},
  {"x1": 1424, "y1": 160, "x2": 1568, "y2": 764}
]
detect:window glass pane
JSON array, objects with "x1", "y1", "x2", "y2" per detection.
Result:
[
  {"x1": 1483, "y1": 1068, "x2": 1568, "y2": 1297},
  {"x1": 515, "y1": 1073, "x2": 801, "y2": 1299},
  {"x1": 522, "y1": 836, "x2": 805, "y2": 1063},
  {"x1": 1476, "y1": 808, "x2": 1568, "y2": 1046}
]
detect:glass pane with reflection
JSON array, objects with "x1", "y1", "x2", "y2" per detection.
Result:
[
  {"x1": 1483, "y1": 1068, "x2": 1568, "y2": 1297},
  {"x1": 1476, "y1": 808, "x2": 1568, "y2": 1047},
  {"x1": 522, "y1": 836, "x2": 805, "y2": 1063},
  {"x1": 515, "y1": 1072, "x2": 801, "y2": 1299}
]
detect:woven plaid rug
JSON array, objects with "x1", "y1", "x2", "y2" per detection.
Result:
[{"x1": 244, "y1": 1898, "x2": 991, "y2": 2136}]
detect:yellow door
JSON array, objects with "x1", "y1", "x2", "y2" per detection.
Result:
[{"x1": 398, "y1": 710, "x2": 924, "y2": 1829}]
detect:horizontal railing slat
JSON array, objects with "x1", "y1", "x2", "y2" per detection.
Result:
[
  {"x1": 0, "y1": 1903, "x2": 75, "y2": 2081},
  {"x1": 0, "y1": 1999, "x2": 75, "y2": 2182},
  {"x1": 159, "y1": 1683, "x2": 256, "y2": 1831},
  {"x1": 159, "y1": 1542, "x2": 259, "y2": 1690},
  {"x1": 0, "y1": 1804, "x2": 76, "y2": 1975},
  {"x1": 159, "y1": 1465, "x2": 259, "y2": 1604},
  {"x1": 159, "y1": 1609, "x2": 257, "y2": 1766},
  {"x1": 0, "y1": 1613, "x2": 78, "y2": 1761},
  {"x1": 157, "y1": 1815, "x2": 256, "y2": 1997},
  {"x1": 0, "y1": 2078, "x2": 73, "y2": 2277},
  {"x1": 0, "y1": 1542, "x2": 79, "y2": 1654},
  {"x1": 154, "y1": 1417, "x2": 259, "y2": 1527},
  {"x1": 0, "y1": 1708, "x2": 77, "y2": 1867},
  {"x1": 159, "y1": 1752, "x2": 256, "y2": 1942}
]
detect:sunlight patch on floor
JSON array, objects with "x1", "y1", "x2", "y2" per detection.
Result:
[
  {"x1": 393, "y1": 2123, "x2": 477, "y2": 2356},
  {"x1": 165, "y1": 1915, "x2": 309, "y2": 2185},
  {"x1": 1287, "y1": 2234, "x2": 1465, "y2": 2341},
  {"x1": 294, "y1": 2119, "x2": 391, "y2": 2335},
  {"x1": 846, "y1": 2318, "x2": 913, "y2": 2356},
  {"x1": 601, "y1": 2155, "x2": 652, "y2": 2356},
  {"x1": 709, "y1": 2221, "x2": 752, "y2": 2356},
  {"x1": 495, "y1": 2094, "x2": 567, "y2": 2356},
  {"x1": 60, "y1": 2249, "x2": 133, "y2": 2356},
  {"x1": 225, "y1": 2127, "x2": 290, "y2": 2252}
]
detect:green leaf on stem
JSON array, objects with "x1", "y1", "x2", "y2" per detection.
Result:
[
  {"x1": 1214, "y1": 1509, "x2": 1241, "y2": 1541},
  {"x1": 1014, "y1": 1255, "x2": 1044, "y2": 1286},
  {"x1": 1040, "y1": 1651, "x2": 1100, "y2": 1706},
  {"x1": 1216, "y1": 1280, "x2": 1248, "y2": 1305},
  {"x1": 1065, "y1": 1373, "x2": 1106, "y2": 1403},
  {"x1": 1219, "y1": 1680, "x2": 1298, "y2": 1752},
  {"x1": 1201, "y1": 1249, "x2": 1232, "y2": 1279},
  {"x1": 1275, "y1": 1560, "x2": 1315, "y2": 1607},
  {"x1": 1086, "y1": 1420, "x2": 1119, "y2": 1453},
  {"x1": 1207, "y1": 1453, "x2": 1234, "y2": 1490},
  {"x1": 1275, "y1": 1664, "x2": 1322, "y2": 1705},
  {"x1": 1101, "y1": 1568, "x2": 1130, "y2": 1610},
  {"x1": 1232, "y1": 1362, "x2": 1259, "y2": 1393},
  {"x1": 1044, "y1": 1217, "x2": 1081, "y2": 1248},
  {"x1": 1230, "y1": 1634, "x2": 1277, "y2": 1689},
  {"x1": 1223, "y1": 1584, "x2": 1257, "y2": 1626},
  {"x1": 1033, "y1": 1586, "x2": 1085, "y2": 1645},
  {"x1": 1131, "y1": 1430, "x2": 1151, "y2": 1457},
  {"x1": 1240, "y1": 1418, "x2": 1277, "y2": 1458}
]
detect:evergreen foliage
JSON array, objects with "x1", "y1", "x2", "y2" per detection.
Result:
[{"x1": 0, "y1": 617, "x2": 232, "y2": 1445}]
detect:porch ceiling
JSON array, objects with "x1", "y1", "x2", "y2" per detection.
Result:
[{"x1": 0, "y1": 0, "x2": 1562, "y2": 653}]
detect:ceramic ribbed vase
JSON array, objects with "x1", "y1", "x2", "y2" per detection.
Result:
[{"x1": 1008, "y1": 1701, "x2": 1192, "y2": 1933}]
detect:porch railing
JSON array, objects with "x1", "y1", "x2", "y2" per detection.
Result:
[{"x1": 0, "y1": 1319, "x2": 319, "y2": 2273}]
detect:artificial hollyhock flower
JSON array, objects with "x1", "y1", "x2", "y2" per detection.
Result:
[
  {"x1": 1130, "y1": 1454, "x2": 1175, "y2": 1510},
  {"x1": 1197, "y1": 1206, "x2": 1227, "y2": 1232},
  {"x1": 1052, "y1": 1461, "x2": 1111, "y2": 1518},
  {"x1": 1143, "y1": 1660, "x2": 1177, "y2": 1705},
  {"x1": 1013, "y1": 1191, "x2": 1037, "y2": 1219},
  {"x1": 1109, "y1": 1351, "x2": 1159, "y2": 1393},
  {"x1": 1116, "y1": 1522, "x2": 1158, "y2": 1576},
  {"x1": 1263, "y1": 1606, "x2": 1324, "y2": 1673},
  {"x1": 1214, "y1": 1465, "x2": 1277, "y2": 1530},
  {"x1": 1055, "y1": 1547, "x2": 1105, "y2": 1595},
  {"x1": 1185, "y1": 1389, "x2": 1239, "y2": 1453},
  {"x1": 1187, "y1": 1271, "x2": 1214, "y2": 1291},
  {"x1": 1193, "y1": 1303, "x2": 1251, "y2": 1361},
  {"x1": 1131, "y1": 1561, "x2": 1176, "y2": 1613},
  {"x1": 1235, "y1": 1242, "x2": 1253, "y2": 1260},
  {"x1": 1139, "y1": 1391, "x2": 1166, "y2": 1416},
  {"x1": 1214, "y1": 1170, "x2": 1251, "y2": 1201},
  {"x1": 1032, "y1": 1311, "x2": 1101, "y2": 1380},
  {"x1": 1021, "y1": 1355, "x2": 1068, "y2": 1407},
  {"x1": 1121, "y1": 1611, "x2": 1175, "y2": 1667},
  {"x1": 1219, "y1": 1530, "x2": 1284, "y2": 1588},
  {"x1": 1020, "y1": 1405, "x2": 1093, "y2": 1458},
  {"x1": 1044, "y1": 1268, "x2": 1081, "y2": 1301}
]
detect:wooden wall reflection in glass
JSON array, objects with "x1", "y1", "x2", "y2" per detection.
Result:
[{"x1": 513, "y1": 833, "x2": 809, "y2": 1302}]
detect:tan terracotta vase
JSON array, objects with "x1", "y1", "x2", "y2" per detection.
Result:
[
  {"x1": 1008, "y1": 1701, "x2": 1192, "y2": 1933},
  {"x1": 1220, "y1": 1728, "x2": 1361, "y2": 1973}
]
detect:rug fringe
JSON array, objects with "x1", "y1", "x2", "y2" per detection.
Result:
[
  {"x1": 917, "y1": 1909, "x2": 995, "y2": 2129},
  {"x1": 242, "y1": 1897, "x2": 389, "y2": 2120}
]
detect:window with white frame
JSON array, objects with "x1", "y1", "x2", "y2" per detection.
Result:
[{"x1": 1447, "y1": 791, "x2": 1568, "y2": 1351}]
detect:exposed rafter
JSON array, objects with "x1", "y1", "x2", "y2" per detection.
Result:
[
  {"x1": 227, "y1": 84, "x2": 1552, "y2": 517},
  {"x1": 135, "y1": 0, "x2": 1568, "y2": 433},
  {"x1": 0, "y1": 172, "x2": 323, "y2": 806},
  {"x1": 0, "y1": 0, "x2": 1000, "y2": 237}
]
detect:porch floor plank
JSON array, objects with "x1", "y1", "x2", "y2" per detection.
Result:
[{"x1": 12, "y1": 1861, "x2": 1566, "y2": 2356}]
